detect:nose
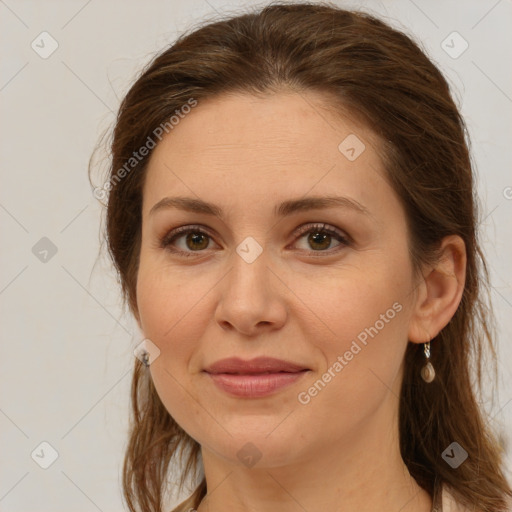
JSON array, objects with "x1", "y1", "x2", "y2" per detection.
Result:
[{"x1": 214, "y1": 249, "x2": 287, "y2": 337}]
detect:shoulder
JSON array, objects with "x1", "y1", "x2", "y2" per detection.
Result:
[{"x1": 441, "y1": 484, "x2": 512, "y2": 512}]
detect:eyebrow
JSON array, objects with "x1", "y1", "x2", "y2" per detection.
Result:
[{"x1": 149, "y1": 195, "x2": 371, "y2": 219}]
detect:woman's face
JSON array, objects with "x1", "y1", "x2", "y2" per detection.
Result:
[{"x1": 136, "y1": 91, "x2": 422, "y2": 467}]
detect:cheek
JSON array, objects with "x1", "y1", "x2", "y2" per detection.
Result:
[
  {"x1": 265, "y1": 293, "x2": 409, "y2": 462},
  {"x1": 136, "y1": 246, "x2": 213, "y2": 341},
  {"x1": 135, "y1": 260, "x2": 218, "y2": 438},
  {"x1": 136, "y1": 267, "x2": 200, "y2": 367},
  {"x1": 289, "y1": 290, "x2": 409, "y2": 449},
  {"x1": 299, "y1": 253, "x2": 411, "y2": 349},
  {"x1": 295, "y1": 254, "x2": 412, "y2": 406}
]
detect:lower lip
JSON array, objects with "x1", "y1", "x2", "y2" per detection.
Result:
[{"x1": 205, "y1": 371, "x2": 308, "y2": 398}]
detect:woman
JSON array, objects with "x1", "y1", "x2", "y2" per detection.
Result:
[{"x1": 92, "y1": 2, "x2": 512, "y2": 511}]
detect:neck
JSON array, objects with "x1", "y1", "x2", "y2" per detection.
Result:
[{"x1": 195, "y1": 400, "x2": 432, "y2": 512}]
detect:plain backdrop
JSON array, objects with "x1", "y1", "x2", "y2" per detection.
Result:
[{"x1": 1, "y1": 0, "x2": 511, "y2": 510}]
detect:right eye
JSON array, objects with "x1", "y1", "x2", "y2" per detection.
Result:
[{"x1": 160, "y1": 225, "x2": 219, "y2": 257}]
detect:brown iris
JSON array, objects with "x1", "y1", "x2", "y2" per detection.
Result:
[
  {"x1": 308, "y1": 231, "x2": 331, "y2": 251},
  {"x1": 186, "y1": 232, "x2": 209, "y2": 251}
]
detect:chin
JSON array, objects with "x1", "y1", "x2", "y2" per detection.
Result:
[{"x1": 202, "y1": 427, "x2": 305, "y2": 470}]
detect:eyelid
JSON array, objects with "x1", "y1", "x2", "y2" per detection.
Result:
[{"x1": 292, "y1": 222, "x2": 352, "y2": 245}]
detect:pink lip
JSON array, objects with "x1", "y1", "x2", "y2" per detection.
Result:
[
  {"x1": 203, "y1": 357, "x2": 310, "y2": 398},
  {"x1": 206, "y1": 371, "x2": 308, "y2": 397}
]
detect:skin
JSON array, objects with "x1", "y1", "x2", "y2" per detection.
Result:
[{"x1": 134, "y1": 90, "x2": 466, "y2": 512}]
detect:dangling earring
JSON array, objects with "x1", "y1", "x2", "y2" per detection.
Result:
[
  {"x1": 141, "y1": 350, "x2": 150, "y2": 368},
  {"x1": 420, "y1": 341, "x2": 435, "y2": 383}
]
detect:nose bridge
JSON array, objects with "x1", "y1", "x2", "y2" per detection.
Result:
[
  {"x1": 228, "y1": 239, "x2": 270, "y2": 296},
  {"x1": 214, "y1": 240, "x2": 286, "y2": 333}
]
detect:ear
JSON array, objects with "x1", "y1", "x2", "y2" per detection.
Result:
[{"x1": 408, "y1": 235, "x2": 466, "y2": 343}]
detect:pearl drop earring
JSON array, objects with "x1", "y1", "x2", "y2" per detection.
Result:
[{"x1": 420, "y1": 341, "x2": 435, "y2": 383}]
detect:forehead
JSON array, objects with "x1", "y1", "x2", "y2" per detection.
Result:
[{"x1": 142, "y1": 91, "x2": 392, "y2": 219}]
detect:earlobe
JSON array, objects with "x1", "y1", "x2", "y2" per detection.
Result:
[{"x1": 408, "y1": 235, "x2": 466, "y2": 344}]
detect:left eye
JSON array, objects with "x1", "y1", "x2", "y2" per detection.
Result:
[
  {"x1": 160, "y1": 223, "x2": 350, "y2": 257},
  {"x1": 293, "y1": 223, "x2": 350, "y2": 253}
]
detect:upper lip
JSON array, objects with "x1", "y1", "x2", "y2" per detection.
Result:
[{"x1": 203, "y1": 357, "x2": 309, "y2": 375}]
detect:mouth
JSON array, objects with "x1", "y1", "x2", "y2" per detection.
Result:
[{"x1": 202, "y1": 357, "x2": 310, "y2": 398}]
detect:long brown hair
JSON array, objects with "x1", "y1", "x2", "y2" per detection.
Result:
[{"x1": 90, "y1": 2, "x2": 512, "y2": 511}]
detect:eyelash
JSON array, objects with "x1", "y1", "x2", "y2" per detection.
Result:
[{"x1": 159, "y1": 223, "x2": 351, "y2": 258}]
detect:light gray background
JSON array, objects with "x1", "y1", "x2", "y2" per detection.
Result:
[{"x1": 1, "y1": 0, "x2": 511, "y2": 510}]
